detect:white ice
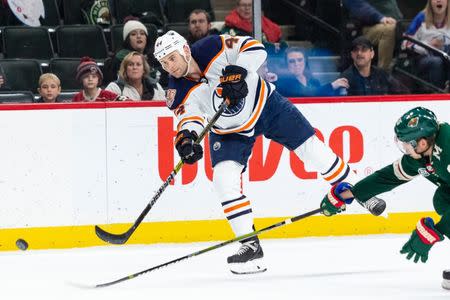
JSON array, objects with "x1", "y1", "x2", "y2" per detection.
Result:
[{"x1": 1, "y1": 234, "x2": 449, "y2": 300}]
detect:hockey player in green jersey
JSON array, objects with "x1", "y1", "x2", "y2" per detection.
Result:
[{"x1": 320, "y1": 106, "x2": 450, "y2": 289}]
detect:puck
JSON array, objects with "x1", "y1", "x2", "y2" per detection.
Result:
[{"x1": 16, "y1": 239, "x2": 28, "y2": 251}]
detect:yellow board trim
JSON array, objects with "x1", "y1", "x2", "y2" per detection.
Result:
[{"x1": 0, "y1": 211, "x2": 439, "y2": 251}]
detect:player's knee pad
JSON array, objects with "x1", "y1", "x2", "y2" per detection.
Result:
[
  {"x1": 294, "y1": 135, "x2": 337, "y2": 171},
  {"x1": 293, "y1": 135, "x2": 358, "y2": 185},
  {"x1": 213, "y1": 160, "x2": 245, "y2": 201}
]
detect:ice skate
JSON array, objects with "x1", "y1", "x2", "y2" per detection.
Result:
[{"x1": 227, "y1": 236, "x2": 266, "y2": 275}]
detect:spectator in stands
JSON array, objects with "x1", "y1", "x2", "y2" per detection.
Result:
[
  {"x1": 107, "y1": 18, "x2": 162, "y2": 86},
  {"x1": 221, "y1": 0, "x2": 288, "y2": 53},
  {"x1": 404, "y1": 0, "x2": 450, "y2": 90},
  {"x1": 343, "y1": 0, "x2": 403, "y2": 71},
  {"x1": 72, "y1": 57, "x2": 119, "y2": 102},
  {"x1": 187, "y1": 9, "x2": 219, "y2": 44},
  {"x1": 0, "y1": 66, "x2": 10, "y2": 91},
  {"x1": 276, "y1": 47, "x2": 349, "y2": 97},
  {"x1": 36, "y1": 73, "x2": 62, "y2": 103},
  {"x1": 105, "y1": 52, "x2": 165, "y2": 100},
  {"x1": 341, "y1": 36, "x2": 409, "y2": 95}
]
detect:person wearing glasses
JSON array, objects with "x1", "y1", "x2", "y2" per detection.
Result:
[
  {"x1": 340, "y1": 36, "x2": 409, "y2": 95},
  {"x1": 276, "y1": 47, "x2": 349, "y2": 97}
]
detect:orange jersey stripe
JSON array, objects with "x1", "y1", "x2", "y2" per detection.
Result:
[
  {"x1": 213, "y1": 80, "x2": 266, "y2": 135},
  {"x1": 324, "y1": 159, "x2": 345, "y2": 182},
  {"x1": 203, "y1": 35, "x2": 226, "y2": 75},
  {"x1": 224, "y1": 200, "x2": 250, "y2": 213},
  {"x1": 177, "y1": 116, "x2": 204, "y2": 131},
  {"x1": 240, "y1": 40, "x2": 261, "y2": 52},
  {"x1": 180, "y1": 83, "x2": 202, "y2": 106}
]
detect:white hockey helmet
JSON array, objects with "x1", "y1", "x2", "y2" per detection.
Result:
[{"x1": 153, "y1": 30, "x2": 188, "y2": 61}]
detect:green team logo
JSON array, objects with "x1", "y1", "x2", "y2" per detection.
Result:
[
  {"x1": 407, "y1": 117, "x2": 419, "y2": 128},
  {"x1": 90, "y1": 0, "x2": 110, "y2": 25}
]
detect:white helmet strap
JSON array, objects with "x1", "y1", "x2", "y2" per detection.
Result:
[{"x1": 180, "y1": 47, "x2": 192, "y2": 77}]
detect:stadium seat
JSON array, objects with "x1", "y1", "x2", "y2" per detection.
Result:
[
  {"x1": 110, "y1": 23, "x2": 158, "y2": 53},
  {"x1": 113, "y1": 0, "x2": 165, "y2": 26},
  {"x1": 0, "y1": 91, "x2": 35, "y2": 103},
  {"x1": 312, "y1": 72, "x2": 341, "y2": 85},
  {"x1": 55, "y1": 25, "x2": 109, "y2": 59},
  {"x1": 0, "y1": 59, "x2": 42, "y2": 92},
  {"x1": 165, "y1": 23, "x2": 190, "y2": 40},
  {"x1": 2, "y1": 26, "x2": 55, "y2": 60},
  {"x1": 58, "y1": 91, "x2": 78, "y2": 102},
  {"x1": 49, "y1": 58, "x2": 83, "y2": 91},
  {"x1": 41, "y1": 0, "x2": 62, "y2": 26},
  {"x1": 61, "y1": 0, "x2": 84, "y2": 25},
  {"x1": 165, "y1": 0, "x2": 214, "y2": 23},
  {"x1": 309, "y1": 56, "x2": 340, "y2": 73}
]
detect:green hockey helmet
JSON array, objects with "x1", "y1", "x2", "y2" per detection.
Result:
[{"x1": 394, "y1": 107, "x2": 438, "y2": 144}]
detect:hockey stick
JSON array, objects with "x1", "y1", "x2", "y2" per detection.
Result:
[
  {"x1": 95, "y1": 100, "x2": 228, "y2": 245},
  {"x1": 94, "y1": 207, "x2": 323, "y2": 288}
]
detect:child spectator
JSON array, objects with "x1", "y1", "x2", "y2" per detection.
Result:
[
  {"x1": 72, "y1": 57, "x2": 119, "y2": 102},
  {"x1": 36, "y1": 73, "x2": 62, "y2": 103}
]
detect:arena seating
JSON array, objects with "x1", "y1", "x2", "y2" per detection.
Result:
[
  {"x1": 55, "y1": 25, "x2": 109, "y2": 60},
  {"x1": 0, "y1": 59, "x2": 42, "y2": 92}
]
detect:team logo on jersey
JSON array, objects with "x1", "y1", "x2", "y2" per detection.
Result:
[
  {"x1": 418, "y1": 168, "x2": 430, "y2": 177},
  {"x1": 213, "y1": 87, "x2": 245, "y2": 117},
  {"x1": 407, "y1": 117, "x2": 419, "y2": 128},
  {"x1": 166, "y1": 89, "x2": 177, "y2": 108},
  {"x1": 433, "y1": 145, "x2": 442, "y2": 160},
  {"x1": 213, "y1": 142, "x2": 221, "y2": 151}
]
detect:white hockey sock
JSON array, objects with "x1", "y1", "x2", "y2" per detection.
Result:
[{"x1": 221, "y1": 195, "x2": 254, "y2": 237}]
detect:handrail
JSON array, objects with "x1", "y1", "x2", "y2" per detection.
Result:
[
  {"x1": 402, "y1": 34, "x2": 450, "y2": 62},
  {"x1": 279, "y1": 0, "x2": 341, "y2": 37}
]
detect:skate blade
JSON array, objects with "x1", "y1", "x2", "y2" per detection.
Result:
[
  {"x1": 229, "y1": 258, "x2": 267, "y2": 275},
  {"x1": 442, "y1": 279, "x2": 450, "y2": 290}
]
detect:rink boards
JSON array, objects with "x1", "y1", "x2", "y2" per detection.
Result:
[{"x1": 0, "y1": 95, "x2": 449, "y2": 250}]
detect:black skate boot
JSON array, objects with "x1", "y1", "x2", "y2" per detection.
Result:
[
  {"x1": 227, "y1": 236, "x2": 266, "y2": 275},
  {"x1": 442, "y1": 270, "x2": 450, "y2": 290}
]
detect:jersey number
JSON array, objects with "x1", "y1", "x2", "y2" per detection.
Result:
[{"x1": 225, "y1": 37, "x2": 239, "y2": 49}]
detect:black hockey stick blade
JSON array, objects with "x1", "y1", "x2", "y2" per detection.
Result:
[
  {"x1": 94, "y1": 207, "x2": 323, "y2": 288},
  {"x1": 95, "y1": 225, "x2": 133, "y2": 245}
]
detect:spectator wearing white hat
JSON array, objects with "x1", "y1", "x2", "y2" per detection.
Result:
[{"x1": 106, "y1": 18, "x2": 162, "y2": 87}]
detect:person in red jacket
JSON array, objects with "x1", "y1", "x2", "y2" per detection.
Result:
[
  {"x1": 221, "y1": 0, "x2": 283, "y2": 44},
  {"x1": 72, "y1": 57, "x2": 120, "y2": 102}
]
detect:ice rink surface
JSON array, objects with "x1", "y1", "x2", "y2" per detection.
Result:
[{"x1": 1, "y1": 234, "x2": 449, "y2": 300}]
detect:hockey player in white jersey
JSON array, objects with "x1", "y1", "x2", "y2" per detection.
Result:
[{"x1": 154, "y1": 30, "x2": 358, "y2": 274}]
